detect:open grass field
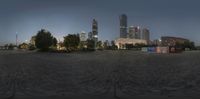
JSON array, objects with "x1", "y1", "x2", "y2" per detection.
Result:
[{"x1": 0, "y1": 50, "x2": 200, "y2": 99}]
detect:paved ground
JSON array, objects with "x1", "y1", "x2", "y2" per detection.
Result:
[{"x1": 0, "y1": 50, "x2": 200, "y2": 99}]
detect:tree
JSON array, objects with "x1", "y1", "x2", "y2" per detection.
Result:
[
  {"x1": 86, "y1": 39, "x2": 95, "y2": 51},
  {"x1": 63, "y1": 34, "x2": 80, "y2": 51},
  {"x1": 135, "y1": 43, "x2": 147, "y2": 48},
  {"x1": 190, "y1": 42, "x2": 195, "y2": 50},
  {"x1": 111, "y1": 40, "x2": 118, "y2": 50},
  {"x1": 96, "y1": 41, "x2": 103, "y2": 49},
  {"x1": 35, "y1": 29, "x2": 54, "y2": 51},
  {"x1": 125, "y1": 44, "x2": 134, "y2": 50},
  {"x1": 103, "y1": 40, "x2": 109, "y2": 50},
  {"x1": 79, "y1": 41, "x2": 87, "y2": 50},
  {"x1": 28, "y1": 44, "x2": 36, "y2": 50},
  {"x1": 183, "y1": 41, "x2": 195, "y2": 50},
  {"x1": 52, "y1": 37, "x2": 58, "y2": 47},
  {"x1": 4, "y1": 44, "x2": 9, "y2": 49},
  {"x1": 8, "y1": 44, "x2": 14, "y2": 50}
]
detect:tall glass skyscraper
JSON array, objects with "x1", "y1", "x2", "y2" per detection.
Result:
[{"x1": 120, "y1": 14, "x2": 128, "y2": 38}]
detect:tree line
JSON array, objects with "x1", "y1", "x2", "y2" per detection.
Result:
[
  {"x1": 32, "y1": 29, "x2": 117, "y2": 52},
  {"x1": 5, "y1": 29, "x2": 196, "y2": 52}
]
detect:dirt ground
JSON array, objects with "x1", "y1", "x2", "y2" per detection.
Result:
[{"x1": 0, "y1": 50, "x2": 200, "y2": 99}]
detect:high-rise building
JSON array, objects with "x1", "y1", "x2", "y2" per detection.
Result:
[
  {"x1": 135, "y1": 26, "x2": 141, "y2": 39},
  {"x1": 79, "y1": 31, "x2": 87, "y2": 41},
  {"x1": 92, "y1": 19, "x2": 98, "y2": 42},
  {"x1": 141, "y1": 28, "x2": 150, "y2": 43},
  {"x1": 128, "y1": 26, "x2": 135, "y2": 39},
  {"x1": 88, "y1": 32, "x2": 93, "y2": 40},
  {"x1": 92, "y1": 19, "x2": 98, "y2": 49},
  {"x1": 120, "y1": 14, "x2": 128, "y2": 38},
  {"x1": 128, "y1": 26, "x2": 141, "y2": 39}
]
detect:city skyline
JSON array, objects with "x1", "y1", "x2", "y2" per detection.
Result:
[{"x1": 1, "y1": 0, "x2": 200, "y2": 45}]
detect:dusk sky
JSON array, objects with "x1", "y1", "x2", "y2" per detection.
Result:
[{"x1": 1, "y1": 0, "x2": 200, "y2": 45}]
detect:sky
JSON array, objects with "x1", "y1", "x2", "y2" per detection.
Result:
[{"x1": 0, "y1": 0, "x2": 200, "y2": 45}]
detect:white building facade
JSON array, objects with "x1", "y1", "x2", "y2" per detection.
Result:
[{"x1": 115, "y1": 38, "x2": 147, "y2": 49}]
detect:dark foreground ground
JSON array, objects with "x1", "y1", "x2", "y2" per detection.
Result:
[{"x1": 0, "y1": 50, "x2": 200, "y2": 99}]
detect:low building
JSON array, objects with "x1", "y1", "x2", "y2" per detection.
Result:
[
  {"x1": 115, "y1": 38, "x2": 147, "y2": 49},
  {"x1": 161, "y1": 36, "x2": 189, "y2": 46},
  {"x1": 19, "y1": 43, "x2": 29, "y2": 49},
  {"x1": 142, "y1": 46, "x2": 169, "y2": 54}
]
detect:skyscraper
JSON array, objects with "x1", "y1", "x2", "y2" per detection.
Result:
[
  {"x1": 128, "y1": 26, "x2": 134, "y2": 38},
  {"x1": 79, "y1": 31, "x2": 87, "y2": 42},
  {"x1": 142, "y1": 28, "x2": 150, "y2": 43},
  {"x1": 128, "y1": 26, "x2": 136, "y2": 39},
  {"x1": 92, "y1": 19, "x2": 98, "y2": 42},
  {"x1": 88, "y1": 32, "x2": 93, "y2": 40},
  {"x1": 90, "y1": 19, "x2": 98, "y2": 49},
  {"x1": 128, "y1": 26, "x2": 141, "y2": 39},
  {"x1": 120, "y1": 14, "x2": 127, "y2": 38},
  {"x1": 135, "y1": 26, "x2": 141, "y2": 39}
]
